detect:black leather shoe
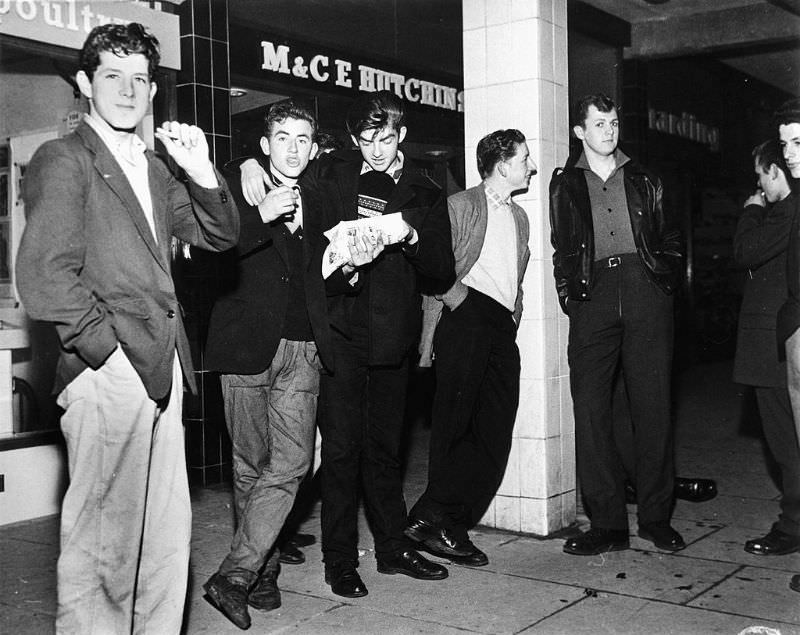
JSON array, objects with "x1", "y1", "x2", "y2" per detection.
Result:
[
  {"x1": 377, "y1": 549, "x2": 448, "y2": 580},
  {"x1": 790, "y1": 574, "x2": 800, "y2": 592},
  {"x1": 563, "y1": 528, "x2": 629, "y2": 555},
  {"x1": 638, "y1": 522, "x2": 686, "y2": 551},
  {"x1": 744, "y1": 528, "x2": 800, "y2": 555},
  {"x1": 404, "y1": 517, "x2": 473, "y2": 557},
  {"x1": 203, "y1": 573, "x2": 251, "y2": 630},
  {"x1": 445, "y1": 540, "x2": 489, "y2": 567},
  {"x1": 292, "y1": 532, "x2": 316, "y2": 547},
  {"x1": 674, "y1": 477, "x2": 717, "y2": 503},
  {"x1": 278, "y1": 539, "x2": 305, "y2": 565},
  {"x1": 248, "y1": 568, "x2": 281, "y2": 612},
  {"x1": 325, "y1": 562, "x2": 368, "y2": 598}
]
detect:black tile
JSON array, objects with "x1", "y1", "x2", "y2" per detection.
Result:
[
  {"x1": 211, "y1": 40, "x2": 229, "y2": 89},
  {"x1": 195, "y1": 85, "x2": 214, "y2": 133},
  {"x1": 194, "y1": 36, "x2": 212, "y2": 86},
  {"x1": 178, "y1": 36, "x2": 194, "y2": 85},
  {"x1": 178, "y1": 0, "x2": 193, "y2": 34},
  {"x1": 193, "y1": 0, "x2": 211, "y2": 38},
  {"x1": 212, "y1": 134, "x2": 232, "y2": 167},
  {"x1": 213, "y1": 87, "x2": 230, "y2": 136},
  {"x1": 210, "y1": 0, "x2": 229, "y2": 43},
  {"x1": 176, "y1": 84, "x2": 196, "y2": 123}
]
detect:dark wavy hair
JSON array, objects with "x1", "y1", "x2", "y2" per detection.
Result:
[
  {"x1": 346, "y1": 90, "x2": 406, "y2": 139},
  {"x1": 753, "y1": 138, "x2": 788, "y2": 175},
  {"x1": 263, "y1": 99, "x2": 318, "y2": 139},
  {"x1": 476, "y1": 129, "x2": 526, "y2": 179},
  {"x1": 79, "y1": 22, "x2": 160, "y2": 80},
  {"x1": 774, "y1": 97, "x2": 800, "y2": 128},
  {"x1": 573, "y1": 93, "x2": 617, "y2": 128}
]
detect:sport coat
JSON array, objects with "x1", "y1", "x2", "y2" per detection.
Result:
[
  {"x1": 16, "y1": 122, "x2": 239, "y2": 401},
  {"x1": 306, "y1": 148, "x2": 455, "y2": 366},
  {"x1": 418, "y1": 182, "x2": 530, "y2": 365},
  {"x1": 734, "y1": 195, "x2": 795, "y2": 386},
  {"x1": 205, "y1": 157, "x2": 333, "y2": 373}
]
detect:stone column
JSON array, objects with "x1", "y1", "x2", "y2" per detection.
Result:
[{"x1": 462, "y1": 0, "x2": 574, "y2": 535}]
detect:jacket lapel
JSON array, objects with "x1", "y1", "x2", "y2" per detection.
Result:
[{"x1": 78, "y1": 124, "x2": 167, "y2": 272}]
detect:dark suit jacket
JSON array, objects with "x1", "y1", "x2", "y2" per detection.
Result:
[
  {"x1": 733, "y1": 195, "x2": 795, "y2": 387},
  {"x1": 777, "y1": 192, "x2": 800, "y2": 347},
  {"x1": 16, "y1": 122, "x2": 239, "y2": 401},
  {"x1": 306, "y1": 149, "x2": 455, "y2": 366},
  {"x1": 205, "y1": 158, "x2": 333, "y2": 373}
]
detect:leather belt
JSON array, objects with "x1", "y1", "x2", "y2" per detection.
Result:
[{"x1": 598, "y1": 255, "x2": 623, "y2": 268}]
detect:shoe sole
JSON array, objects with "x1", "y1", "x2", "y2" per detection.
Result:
[
  {"x1": 403, "y1": 527, "x2": 474, "y2": 557},
  {"x1": 563, "y1": 541, "x2": 630, "y2": 556},
  {"x1": 203, "y1": 583, "x2": 251, "y2": 630},
  {"x1": 638, "y1": 530, "x2": 685, "y2": 552},
  {"x1": 376, "y1": 564, "x2": 448, "y2": 580},
  {"x1": 415, "y1": 542, "x2": 488, "y2": 567},
  {"x1": 744, "y1": 544, "x2": 800, "y2": 556},
  {"x1": 791, "y1": 575, "x2": 800, "y2": 593}
]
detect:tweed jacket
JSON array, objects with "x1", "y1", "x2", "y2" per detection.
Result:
[
  {"x1": 418, "y1": 182, "x2": 530, "y2": 366},
  {"x1": 16, "y1": 122, "x2": 239, "y2": 401}
]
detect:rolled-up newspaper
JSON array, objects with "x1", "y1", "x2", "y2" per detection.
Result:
[{"x1": 322, "y1": 213, "x2": 407, "y2": 278}]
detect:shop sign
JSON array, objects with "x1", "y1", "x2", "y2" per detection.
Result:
[
  {"x1": 648, "y1": 107, "x2": 719, "y2": 152},
  {"x1": 255, "y1": 37, "x2": 463, "y2": 113},
  {"x1": 0, "y1": 0, "x2": 180, "y2": 70}
]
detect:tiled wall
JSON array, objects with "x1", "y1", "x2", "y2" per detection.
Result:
[
  {"x1": 462, "y1": 0, "x2": 575, "y2": 536},
  {"x1": 175, "y1": 0, "x2": 233, "y2": 486}
]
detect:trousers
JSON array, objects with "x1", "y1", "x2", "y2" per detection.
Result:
[
  {"x1": 56, "y1": 348, "x2": 189, "y2": 635},
  {"x1": 218, "y1": 339, "x2": 320, "y2": 585},
  {"x1": 568, "y1": 255, "x2": 675, "y2": 529}
]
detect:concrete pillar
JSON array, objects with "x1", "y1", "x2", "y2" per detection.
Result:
[{"x1": 462, "y1": 0, "x2": 574, "y2": 535}]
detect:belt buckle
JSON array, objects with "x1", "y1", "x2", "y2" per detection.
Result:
[{"x1": 607, "y1": 256, "x2": 621, "y2": 268}]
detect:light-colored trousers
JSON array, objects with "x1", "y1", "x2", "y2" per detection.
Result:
[
  {"x1": 55, "y1": 347, "x2": 190, "y2": 635},
  {"x1": 786, "y1": 329, "x2": 800, "y2": 449}
]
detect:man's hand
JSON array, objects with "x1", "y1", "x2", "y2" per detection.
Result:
[
  {"x1": 240, "y1": 159, "x2": 270, "y2": 206},
  {"x1": 341, "y1": 231, "x2": 386, "y2": 274},
  {"x1": 744, "y1": 189, "x2": 767, "y2": 208},
  {"x1": 257, "y1": 186, "x2": 299, "y2": 223},
  {"x1": 155, "y1": 122, "x2": 218, "y2": 188}
]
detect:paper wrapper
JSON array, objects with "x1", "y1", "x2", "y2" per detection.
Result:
[{"x1": 322, "y1": 213, "x2": 406, "y2": 279}]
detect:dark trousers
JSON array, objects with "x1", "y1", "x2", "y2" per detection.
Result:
[
  {"x1": 410, "y1": 289, "x2": 520, "y2": 538},
  {"x1": 568, "y1": 255, "x2": 675, "y2": 530},
  {"x1": 755, "y1": 382, "x2": 800, "y2": 536},
  {"x1": 319, "y1": 327, "x2": 412, "y2": 564}
]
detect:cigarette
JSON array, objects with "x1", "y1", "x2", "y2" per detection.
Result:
[{"x1": 156, "y1": 128, "x2": 181, "y2": 141}]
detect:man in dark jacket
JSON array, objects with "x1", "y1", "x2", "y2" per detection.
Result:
[
  {"x1": 734, "y1": 139, "x2": 800, "y2": 557},
  {"x1": 203, "y1": 100, "x2": 332, "y2": 630},
  {"x1": 549, "y1": 94, "x2": 684, "y2": 556},
  {"x1": 310, "y1": 91, "x2": 455, "y2": 597}
]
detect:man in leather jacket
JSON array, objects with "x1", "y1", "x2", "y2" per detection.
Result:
[{"x1": 549, "y1": 94, "x2": 684, "y2": 556}]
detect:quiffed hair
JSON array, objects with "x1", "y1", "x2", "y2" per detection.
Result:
[
  {"x1": 573, "y1": 93, "x2": 617, "y2": 128},
  {"x1": 774, "y1": 97, "x2": 800, "y2": 128},
  {"x1": 263, "y1": 99, "x2": 318, "y2": 139},
  {"x1": 346, "y1": 90, "x2": 405, "y2": 139},
  {"x1": 79, "y1": 22, "x2": 160, "y2": 80},
  {"x1": 476, "y1": 129, "x2": 526, "y2": 179}
]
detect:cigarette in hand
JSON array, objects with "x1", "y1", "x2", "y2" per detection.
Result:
[{"x1": 156, "y1": 128, "x2": 181, "y2": 141}]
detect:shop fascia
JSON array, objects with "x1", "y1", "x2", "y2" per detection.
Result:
[
  {"x1": 0, "y1": 0, "x2": 180, "y2": 69},
  {"x1": 261, "y1": 40, "x2": 463, "y2": 113},
  {"x1": 648, "y1": 107, "x2": 720, "y2": 152}
]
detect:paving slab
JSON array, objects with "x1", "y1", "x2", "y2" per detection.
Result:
[
  {"x1": 287, "y1": 603, "x2": 477, "y2": 634},
  {"x1": 685, "y1": 525, "x2": 800, "y2": 571},
  {"x1": 671, "y1": 494, "x2": 782, "y2": 530},
  {"x1": 688, "y1": 565, "x2": 800, "y2": 625},
  {"x1": 184, "y1": 584, "x2": 340, "y2": 634},
  {"x1": 522, "y1": 592, "x2": 800, "y2": 635},
  {"x1": 0, "y1": 538, "x2": 58, "y2": 611},
  {"x1": 0, "y1": 604, "x2": 56, "y2": 635},
  {"x1": 483, "y1": 535, "x2": 740, "y2": 604}
]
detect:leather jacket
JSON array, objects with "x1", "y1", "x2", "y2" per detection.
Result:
[{"x1": 549, "y1": 155, "x2": 682, "y2": 314}]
